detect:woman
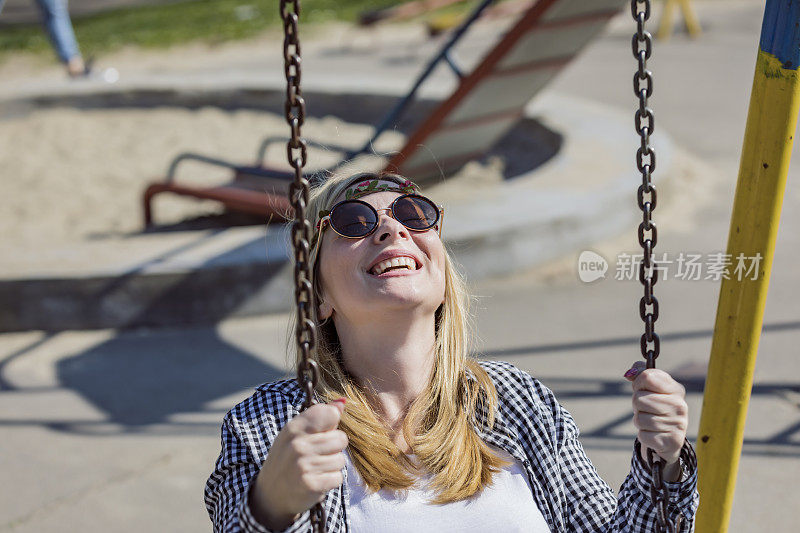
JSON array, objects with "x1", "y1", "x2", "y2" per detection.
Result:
[{"x1": 205, "y1": 172, "x2": 699, "y2": 532}]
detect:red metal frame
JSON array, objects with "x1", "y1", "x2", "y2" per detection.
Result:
[{"x1": 143, "y1": 182, "x2": 290, "y2": 227}]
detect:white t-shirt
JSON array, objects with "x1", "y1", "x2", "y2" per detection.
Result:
[{"x1": 344, "y1": 445, "x2": 551, "y2": 532}]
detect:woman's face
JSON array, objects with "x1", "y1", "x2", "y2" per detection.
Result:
[{"x1": 317, "y1": 186, "x2": 446, "y2": 323}]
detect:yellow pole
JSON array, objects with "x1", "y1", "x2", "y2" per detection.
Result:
[
  {"x1": 696, "y1": 2, "x2": 800, "y2": 531},
  {"x1": 677, "y1": 0, "x2": 702, "y2": 38},
  {"x1": 657, "y1": 0, "x2": 678, "y2": 41},
  {"x1": 658, "y1": 0, "x2": 702, "y2": 40}
]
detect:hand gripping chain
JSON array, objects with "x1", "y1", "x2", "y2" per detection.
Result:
[
  {"x1": 631, "y1": 1, "x2": 677, "y2": 532},
  {"x1": 279, "y1": 1, "x2": 325, "y2": 531}
]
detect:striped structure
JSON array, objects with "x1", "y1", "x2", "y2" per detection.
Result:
[
  {"x1": 696, "y1": 1, "x2": 800, "y2": 531},
  {"x1": 389, "y1": 0, "x2": 626, "y2": 181}
]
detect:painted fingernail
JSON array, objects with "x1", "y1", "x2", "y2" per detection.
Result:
[
  {"x1": 624, "y1": 362, "x2": 646, "y2": 380},
  {"x1": 330, "y1": 398, "x2": 347, "y2": 413}
]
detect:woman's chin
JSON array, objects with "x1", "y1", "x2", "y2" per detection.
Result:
[{"x1": 362, "y1": 287, "x2": 441, "y2": 313}]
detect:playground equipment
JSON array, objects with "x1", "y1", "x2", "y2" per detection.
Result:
[
  {"x1": 142, "y1": 0, "x2": 626, "y2": 227},
  {"x1": 696, "y1": 1, "x2": 800, "y2": 531},
  {"x1": 629, "y1": 1, "x2": 676, "y2": 530},
  {"x1": 657, "y1": 0, "x2": 701, "y2": 41}
]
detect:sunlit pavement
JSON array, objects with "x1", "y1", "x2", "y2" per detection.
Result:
[{"x1": 1, "y1": 2, "x2": 797, "y2": 531}]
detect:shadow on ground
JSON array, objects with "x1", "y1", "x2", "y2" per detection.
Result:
[
  {"x1": 1, "y1": 321, "x2": 796, "y2": 457},
  {"x1": 479, "y1": 319, "x2": 800, "y2": 458},
  {"x1": 0, "y1": 327, "x2": 286, "y2": 435},
  {"x1": 56, "y1": 328, "x2": 285, "y2": 428}
]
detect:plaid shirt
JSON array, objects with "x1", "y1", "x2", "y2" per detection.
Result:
[{"x1": 205, "y1": 360, "x2": 699, "y2": 532}]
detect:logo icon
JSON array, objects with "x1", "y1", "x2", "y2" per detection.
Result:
[{"x1": 578, "y1": 251, "x2": 608, "y2": 283}]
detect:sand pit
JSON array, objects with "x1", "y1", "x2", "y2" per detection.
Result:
[
  {"x1": 0, "y1": 105, "x2": 409, "y2": 251},
  {"x1": 0, "y1": 95, "x2": 530, "y2": 272}
]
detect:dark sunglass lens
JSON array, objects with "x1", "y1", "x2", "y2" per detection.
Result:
[
  {"x1": 394, "y1": 196, "x2": 438, "y2": 230},
  {"x1": 330, "y1": 201, "x2": 377, "y2": 237}
]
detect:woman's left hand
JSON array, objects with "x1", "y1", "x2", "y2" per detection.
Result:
[{"x1": 625, "y1": 361, "x2": 688, "y2": 476}]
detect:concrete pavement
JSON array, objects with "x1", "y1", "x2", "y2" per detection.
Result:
[{"x1": 0, "y1": 1, "x2": 797, "y2": 532}]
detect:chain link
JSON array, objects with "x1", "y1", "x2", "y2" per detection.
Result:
[
  {"x1": 279, "y1": 1, "x2": 325, "y2": 531},
  {"x1": 631, "y1": 1, "x2": 676, "y2": 532}
]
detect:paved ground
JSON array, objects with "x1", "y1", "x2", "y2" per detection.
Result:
[{"x1": 1, "y1": 1, "x2": 797, "y2": 531}]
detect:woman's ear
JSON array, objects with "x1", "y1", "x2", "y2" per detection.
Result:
[{"x1": 319, "y1": 297, "x2": 333, "y2": 321}]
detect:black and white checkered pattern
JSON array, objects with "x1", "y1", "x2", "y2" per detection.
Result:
[{"x1": 205, "y1": 360, "x2": 699, "y2": 532}]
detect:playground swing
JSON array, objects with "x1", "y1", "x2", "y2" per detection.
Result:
[
  {"x1": 141, "y1": 0, "x2": 625, "y2": 227},
  {"x1": 282, "y1": 1, "x2": 676, "y2": 532}
]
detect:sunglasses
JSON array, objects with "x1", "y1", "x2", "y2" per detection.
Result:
[{"x1": 315, "y1": 193, "x2": 443, "y2": 250}]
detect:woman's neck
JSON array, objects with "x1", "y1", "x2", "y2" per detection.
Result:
[{"x1": 335, "y1": 309, "x2": 436, "y2": 442}]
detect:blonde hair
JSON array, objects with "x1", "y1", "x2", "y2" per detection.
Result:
[{"x1": 297, "y1": 171, "x2": 510, "y2": 504}]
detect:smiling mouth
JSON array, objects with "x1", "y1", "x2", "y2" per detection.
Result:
[{"x1": 369, "y1": 256, "x2": 420, "y2": 276}]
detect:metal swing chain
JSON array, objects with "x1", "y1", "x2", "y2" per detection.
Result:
[
  {"x1": 279, "y1": 1, "x2": 325, "y2": 531},
  {"x1": 631, "y1": 1, "x2": 676, "y2": 532},
  {"x1": 275, "y1": 2, "x2": 670, "y2": 532}
]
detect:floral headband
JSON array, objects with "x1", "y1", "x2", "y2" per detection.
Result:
[{"x1": 316, "y1": 178, "x2": 420, "y2": 222}]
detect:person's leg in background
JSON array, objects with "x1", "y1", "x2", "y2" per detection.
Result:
[{"x1": 34, "y1": 0, "x2": 89, "y2": 77}]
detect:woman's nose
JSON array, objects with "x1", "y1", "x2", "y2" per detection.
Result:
[{"x1": 372, "y1": 211, "x2": 409, "y2": 242}]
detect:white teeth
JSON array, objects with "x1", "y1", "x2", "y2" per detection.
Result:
[{"x1": 370, "y1": 256, "x2": 417, "y2": 275}]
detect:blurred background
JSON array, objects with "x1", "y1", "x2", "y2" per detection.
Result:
[{"x1": 0, "y1": 1, "x2": 797, "y2": 531}]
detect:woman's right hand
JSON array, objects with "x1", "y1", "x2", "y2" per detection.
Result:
[{"x1": 250, "y1": 399, "x2": 349, "y2": 530}]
